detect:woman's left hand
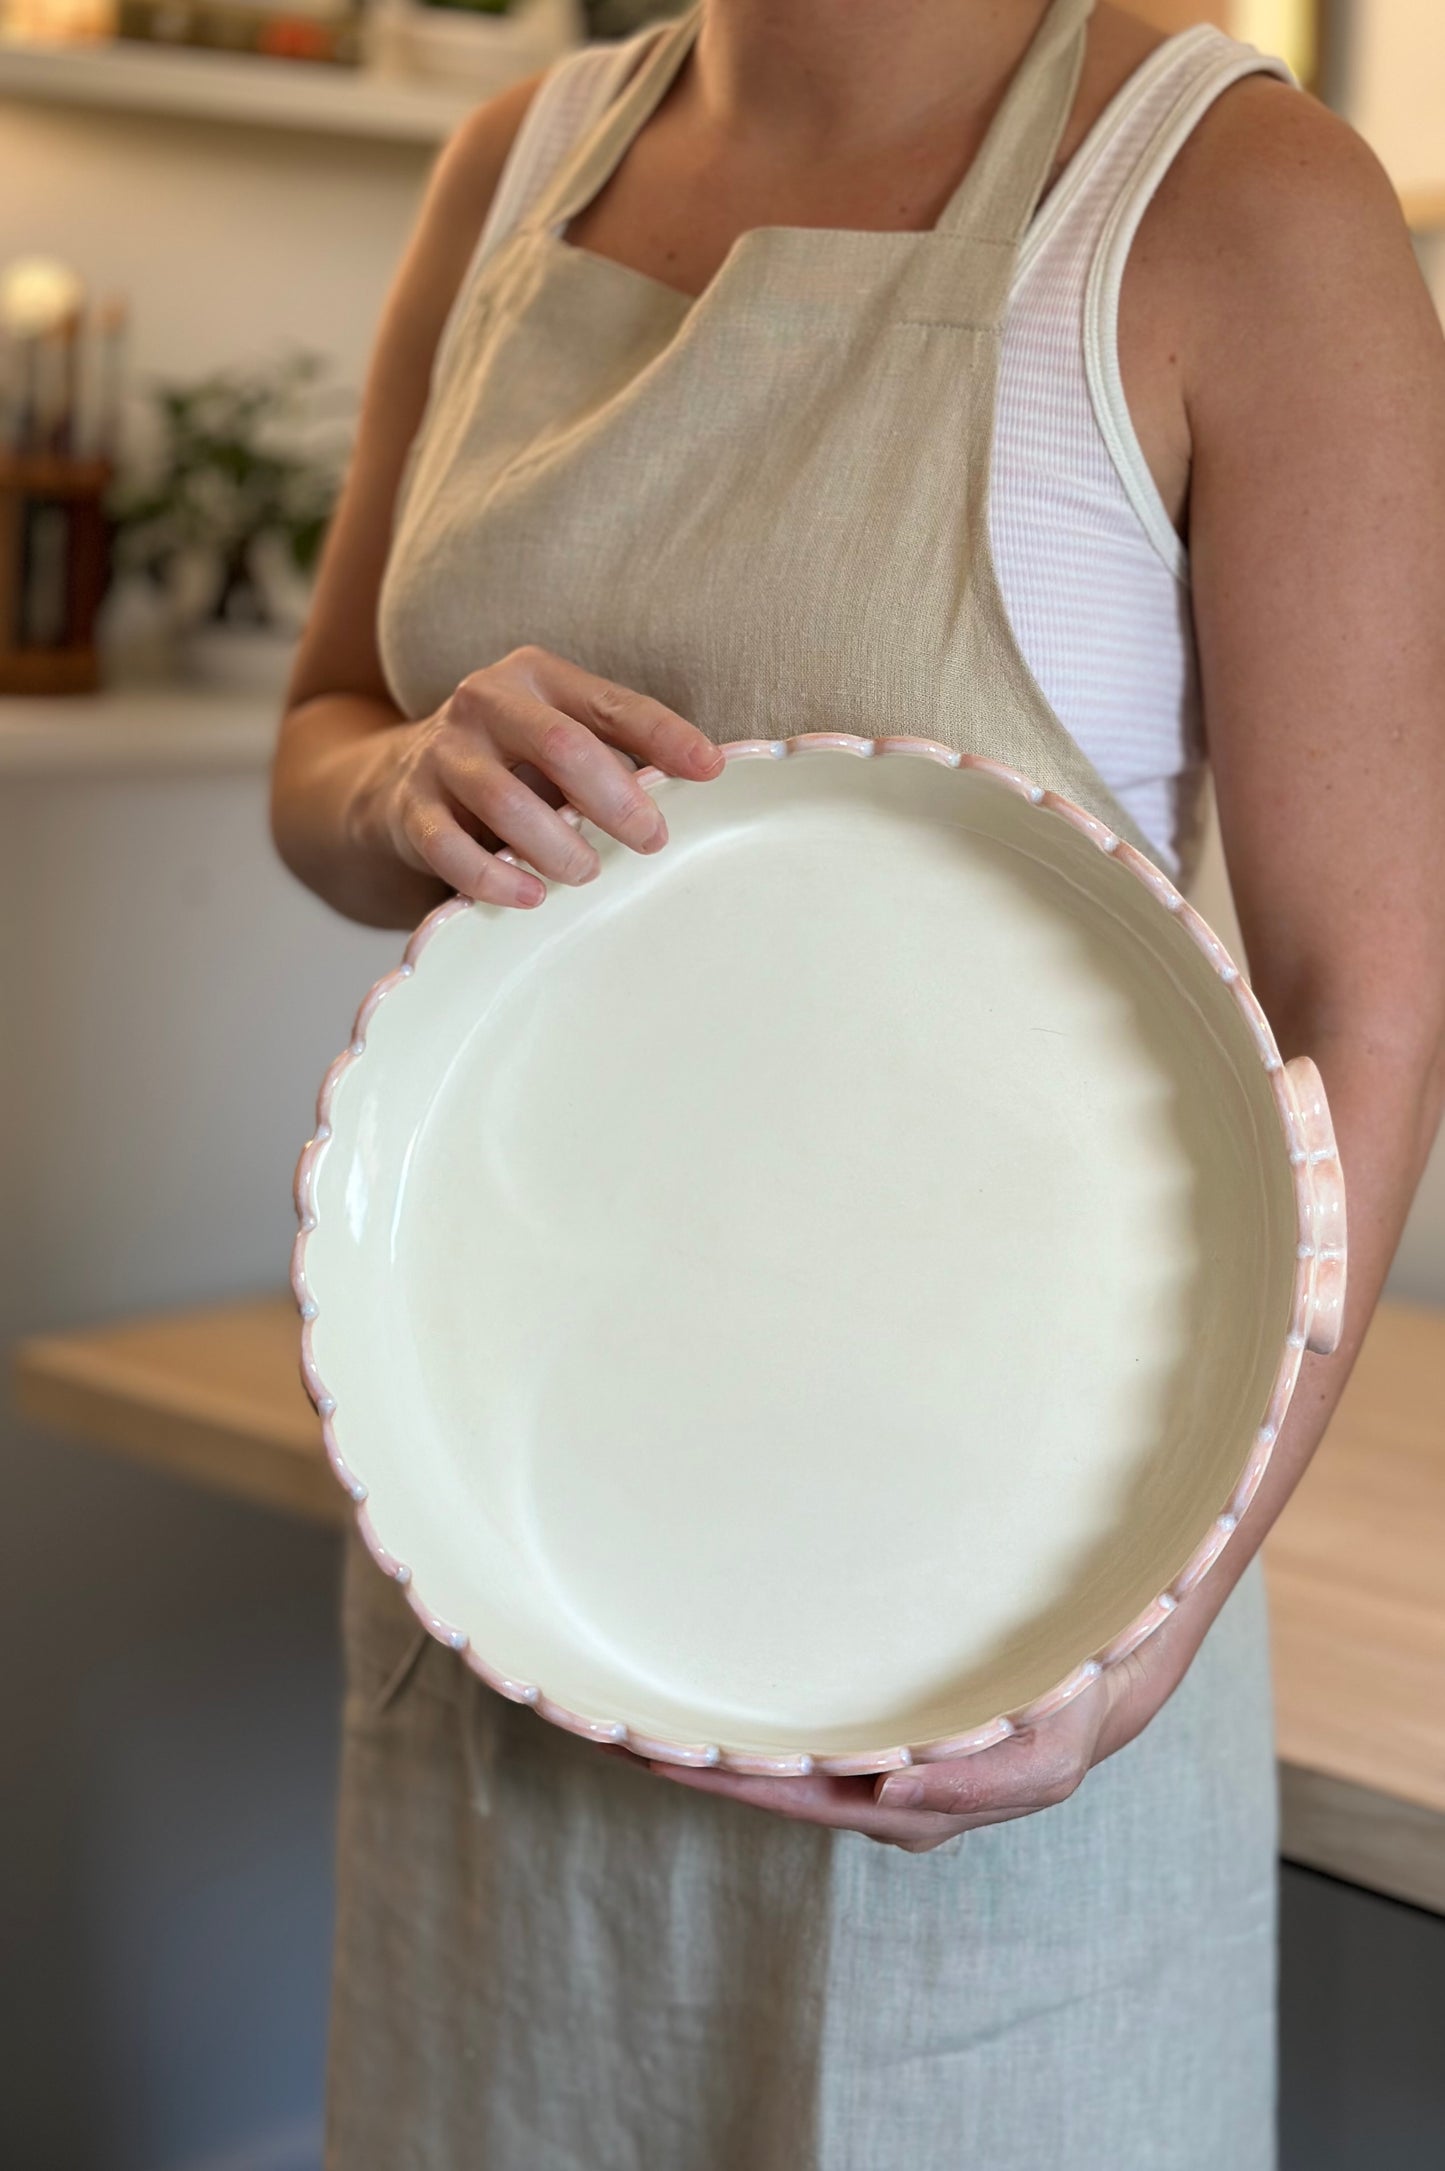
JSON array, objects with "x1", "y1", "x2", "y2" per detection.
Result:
[{"x1": 632, "y1": 1585, "x2": 1213, "y2": 1853}]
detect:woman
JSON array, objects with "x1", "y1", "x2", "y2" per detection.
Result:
[{"x1": 272, "y1": 3, "x2": 1445, "y2": 2165}]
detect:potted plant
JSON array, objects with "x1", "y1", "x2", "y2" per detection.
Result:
[{"x1": 111, "y1": 351, "x2": 346, "y2": 692}]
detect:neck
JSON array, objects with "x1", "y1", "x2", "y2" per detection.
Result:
[{"x1": 693, "y1": 0, "x2": 1061, "y2": 149}]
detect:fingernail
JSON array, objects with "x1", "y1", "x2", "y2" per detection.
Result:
[
  {"x1": 878, "y1": 1779, "x2": 922, "y2": 1810},
  {"x1": 641, "y1": 817, "x2": 668, "y2": 854},
  {"x1": 516, "y1": 876, "x2": 545, "y2": 907}
]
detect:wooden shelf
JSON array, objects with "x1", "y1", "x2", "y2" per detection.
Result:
[
  {"x1": 1266, "y1": 1300, "x2": 1445, "y2": 1910},
  {"x1": 0, "y1": 36, "x2": 483, "y2": 145},
  {"x1": 15, "y1": 1296, "x2": 341, "y2": 1524},
  {"x1": 14, "y1": 1293, "x2": 1445, "y2": 1911}
]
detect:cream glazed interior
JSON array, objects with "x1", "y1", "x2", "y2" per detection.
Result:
[{"x1": 296, "y1": 738, "x2": 1344, "y2": 1774}]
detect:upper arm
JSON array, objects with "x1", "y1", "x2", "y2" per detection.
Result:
[
  {"x1": 285, "y1": 76, "x2": 541, "y2": 715},
  {"x1": 1166, "y1": 81, "x2": 1445, "y2": 1056}
]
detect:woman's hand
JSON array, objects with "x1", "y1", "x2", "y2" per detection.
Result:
[
  {"x1": 352, "y1": 646, "x2": 724, "y2": 911},
  {"x1": 631, "y1": 1579, "x2": 1216, "y2": 1854}
]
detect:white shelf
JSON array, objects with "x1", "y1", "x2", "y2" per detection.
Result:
[
  {"x1": 0, "y1": 36, "x2": 484, "y2": 145},
  {"x1": 0, "y1": 686, "x2": 279, "y2": 776}
]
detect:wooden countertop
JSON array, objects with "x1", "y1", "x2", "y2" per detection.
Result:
[{"x1": 15, "y1": 1296, "x2": 1445, "y2": 1913}]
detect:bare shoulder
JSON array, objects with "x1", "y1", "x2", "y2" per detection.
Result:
[
  {"x1": 365, "y1": 70, "x2": 546, "y2": 392},
  {"x1": 1136, "y1": 76, "x2": 1431, "y2": 406},
  {"x1": 408, "y1": 73, "x2": 546, "y2": 293},
  {"x1": 433, "y1": 73, "x2": 544, "y2": 221},
  {"x1": 282, "y1": 71, "x2": 549, "y2": 715},
  {"x1": 1162, "y1": 71, "x2": 1399, "y2": 228}
]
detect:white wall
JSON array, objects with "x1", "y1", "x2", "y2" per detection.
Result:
[
  {"x1": 1346, "y1": 0, "x2": 1445, "y2": 203},
  {"x1": 0, "y1": 745, "x2": 400, "y2": 2168},
  {"x1": 2, "y1": 100, "x2": 426, "y2": 391},
  {"x1": 1, "y1": 93, "x2": 422, "y2": 2170}
]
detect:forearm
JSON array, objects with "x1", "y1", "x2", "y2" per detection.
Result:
[
  {"x1": 271, "y1": 693, "x2": 448, "y2": 931},
  {"x1": 1057, "y1": 990, "x2": 1445, "y2": 1778},
  {"x1": 1172, "y1": 1003, "x2": 1445, "y2": 1637}
]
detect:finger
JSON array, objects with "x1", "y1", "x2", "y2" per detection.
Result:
[
  {"x1": 872, "y1": 1704, "x2": 1100, "y2": 1818},
  {"x1": 652, "y1": 1766, "x2": 976, "y2": 1850},
  {"x1": 479, "y1": 686, "x2": 671, "y2": 857},
  {"x1": 651, "y1": 1768, "x2": 868, "y2": 1822},
  {"x1": 443, "y1": 749, "x2": 603, "y2": 886},
  {"x1": 398, "y1": 799, "x2": 545, "y2": 910},
  {"x1": 515, "y1": 650, "x2": 724, "y2": 781}
]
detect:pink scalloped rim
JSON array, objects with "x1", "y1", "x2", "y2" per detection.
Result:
[{"x1": 292, "y1": 732, "x2": 1348, "y2": 1777}]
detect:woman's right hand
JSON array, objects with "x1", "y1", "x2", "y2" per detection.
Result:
[{"x1": 354, "y1": 645, "x2": 725, "y2": 911}]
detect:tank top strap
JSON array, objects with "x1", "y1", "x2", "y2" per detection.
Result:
[{"x1": 934, "y1": 0, "x2": 1096, "y2": 247}]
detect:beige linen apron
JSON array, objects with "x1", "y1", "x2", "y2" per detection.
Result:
[{"x1": 330, "y1": 4, "x2": 1277, "y2": 2164}]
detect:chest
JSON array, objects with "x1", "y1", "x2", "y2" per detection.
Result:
[
  {"x1": 561, "y1": 79, "x2": 1191, "y2": 539},
  {"x1": 381, "y1": 226, "x2": 1031, "y2": 742},
  {"x1": 563, "y1": 101, "x2": 1042, "y2": 306}
]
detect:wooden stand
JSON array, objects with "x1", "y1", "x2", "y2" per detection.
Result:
[{"x1": 0, "y1": 455, "x2": 113, "y2": 696}]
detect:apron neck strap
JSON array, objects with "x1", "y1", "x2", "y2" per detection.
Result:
[
  {"x1": 935, "y1": 0, "x2": 1096, "y2": 244},
  {"x1": 531, "y1": 0, "x2": 1093, "y2": 250},
  {"x1": 529, "y1": 8, "x2": 702, "y2": 235}
]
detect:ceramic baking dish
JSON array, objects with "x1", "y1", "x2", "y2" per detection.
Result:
[{"x1": 294, "y1": 735, "x2": 1345, "y2": 1776}]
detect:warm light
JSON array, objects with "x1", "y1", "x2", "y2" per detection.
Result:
[
  {"x1": 1232, "y1": 0, "x2": 1316, "y2": 82},
  {"x1": 0, "y1": 0, "x2": 116, "y2": 41},
  {"x1": 0, "y1": 255, "x2": 86, "y2": 336}
]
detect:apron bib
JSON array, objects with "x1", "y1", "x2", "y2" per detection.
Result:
[{"x1": 380, "y1": 0, "x2": 1155, "y2": 859}]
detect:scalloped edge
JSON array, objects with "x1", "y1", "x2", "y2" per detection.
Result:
[{"x1": 292, "y1": 732, "x2": 1345, "y2": 1777}]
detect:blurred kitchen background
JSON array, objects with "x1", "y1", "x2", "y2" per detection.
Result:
[{"x1": 2, "y1": 2, "x2": 1443, "y2": 2166}]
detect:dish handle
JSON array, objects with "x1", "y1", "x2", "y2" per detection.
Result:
[{"x1": 1285, "y1": 1055, "x2": 1347, "y2": 1357}]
